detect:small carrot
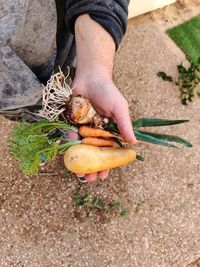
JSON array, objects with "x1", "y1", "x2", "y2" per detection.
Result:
[
  {"x1": 79, "y1": 126, "x2": 123, "y2": 140},
  {"x1": 81, "y1": 137, "x2": 118, "y2": 147}
]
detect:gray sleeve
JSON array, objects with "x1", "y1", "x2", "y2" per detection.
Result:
[
  {"x1": 0, "y1": 45, "x2": 43, "y2": 111},
  {"x1": 65, "y1": 0, "x2": 130, "y2": 49}
]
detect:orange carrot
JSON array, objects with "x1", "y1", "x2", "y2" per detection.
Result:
[
  {"x1": 79, "y1": 126, "x2": 123, "y2": 140},
  {"x1": 81, "y1": 137, "x2": 118, "y2": 147}
]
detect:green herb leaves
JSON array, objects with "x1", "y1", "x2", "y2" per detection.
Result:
[
  {"x1": 74, "y1": 193, "x2": 128, "y2": 217},
  {"x1": 176, "y1": 62, "x2": 200, "y2": 105},
  {"x1": 158, "y1": 61, "x2": 200, "y2": 105},
  {"x1": 157, "y1": 71, "x2": 173, "y2": 82},
  {"x1": 9, "y1": 120, "x2": 78, "y2": 175}
]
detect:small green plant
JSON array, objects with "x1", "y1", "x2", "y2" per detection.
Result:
[
  {"x1": 157, "y1": 58, "x2": 200, "y2": 105},
  {"x1": 119, "y1": 210, "x2": 129, "y2": 217},
  {"x1": 187, "y1": 183, "x2": 194, "y2": 189},
  {"x1": 157, "y1": 71, "x2": 173, "y2": 82},
  {"x1": 176, "y1": 62, "x2": 200, "y2": 105},
  {"x1": 74, "y1": 193, "x2": 128, "y2": 217}
]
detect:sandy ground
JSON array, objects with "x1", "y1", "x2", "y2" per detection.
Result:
[{"x1": 1, "y1": 1, "x2": 200, "y2": 267}]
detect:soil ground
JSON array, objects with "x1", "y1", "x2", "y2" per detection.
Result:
[{"x1": 0, "y1": 1, "x2": 200, "y2": 266}]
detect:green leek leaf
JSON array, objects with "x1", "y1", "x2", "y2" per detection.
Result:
[
  {"x1": 138, "y1": 130, "x2": 192, "y2": 147},
  {"x1": 135, "y1": 131, "x2": 177, "y2": 148},
  {"x1": 105, "y1": 122, "x2": 119, "y2": 133},
  {"x1": 133, "y1": 118, "x2": 189, "y2": 129},
  {"x1": 136, "y1": 154, "x2": 145, "y2": 161}
]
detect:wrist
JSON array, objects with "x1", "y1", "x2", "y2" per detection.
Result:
[
  {"x1": 75, "y1": 63, "x2": 112, "y2": 81},
  {"x1": 73, "y1": 71, "x2": 113, "y2": 99}
]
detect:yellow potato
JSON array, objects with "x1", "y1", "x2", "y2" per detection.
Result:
[{"x1": 64, "y1": 144, "x2": 136, "y2": 174}]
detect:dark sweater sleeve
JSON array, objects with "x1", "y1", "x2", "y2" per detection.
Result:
[{"x1": 65, "y1": 0, "x2": 130, "y2": 49}]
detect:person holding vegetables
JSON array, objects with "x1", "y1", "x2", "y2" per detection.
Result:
[{"x1": 0, "y1": 0, "x2": 136, "y2": 182}]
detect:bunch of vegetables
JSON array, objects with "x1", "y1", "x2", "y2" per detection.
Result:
[
  {"x1": 8, "y1": 70, "x2": 192, "y2": 176},
  {"x1": 9, "y1": 112, "x2": 192, "y2": 176}
]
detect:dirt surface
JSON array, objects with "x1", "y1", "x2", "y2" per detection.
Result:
[{"x1": 1, "y1": 1, "x2": 200, "y2": 267}]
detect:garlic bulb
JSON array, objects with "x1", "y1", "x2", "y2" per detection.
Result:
[
  {"x1": 66, "y1": 96, "x2": 106, "y2": 127},
  {"x1": 42, "y1": 69, "x2": 108, "y2": 126}
]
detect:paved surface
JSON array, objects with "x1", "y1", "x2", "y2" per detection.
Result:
[{"x1": 1, "y1": 1, "x2": 200, "y2": 267}]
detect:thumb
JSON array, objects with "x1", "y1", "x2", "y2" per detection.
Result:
[{"x1": 113, "y1": 101, "x2": 137, "y2": 144}]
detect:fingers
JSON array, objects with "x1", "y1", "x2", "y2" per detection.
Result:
[
  {"x1": 113, "y1": 100, "x2": 137, "y2": 144},
  {"x1": 98, "y1": 170, "x2": 109, "y2": 180},
  {"x1": 85, "y1": 173, "x2": 97, "y2": 182},
  {"x1": 75, "y1": 173, "x2": 98, "y2": 183},
  {"x1": 76, "y1": 173, "x2": 85, "y2": 178},
  {"x1": 75, "y1": 170, "x2": 110, "y2": 183},
  {"x1": 66, "y1": 131, "x2": 80, "y2": 140}
]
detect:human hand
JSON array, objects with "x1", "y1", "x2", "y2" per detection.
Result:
[
  {"x1": 70, "y1": 74, "x2": 137, "y2": 183},
  {"x1": 73, "y1": 75, "x2": 137, "y2": 144}
]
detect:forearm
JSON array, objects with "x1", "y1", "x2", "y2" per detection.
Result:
[
  {"x1": 66, "y1": 0, "x2": 129, "y2": 50},
  {"x1": 75, "y1": 14, "x2": 115, "y2": 80}
]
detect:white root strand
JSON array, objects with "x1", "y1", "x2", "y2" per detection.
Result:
[{"x1": 42, "y1": 68, "x2": 72, "y2": 121}]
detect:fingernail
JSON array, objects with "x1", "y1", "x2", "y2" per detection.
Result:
[
  {"x1": 131, "y1": 133, "x2": 138, "y2": 144},
  {"x1": 76, "y1": 173, "x2": 85, "y2": 177},
  {"x1": 126, "y1": 135, "x2": 137, "y2": 144},
  {"x1": 132, "y1": 138, "x2": 138, "y2": 144},
  {"x1": 77, "y1": 176, "x2": 87, "y2": 183}
]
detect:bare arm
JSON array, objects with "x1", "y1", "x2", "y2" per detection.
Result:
[
  {"x1": 69, "y1": 14, "x2": 136, "y2": 182},
  {"x1": 74, "y1": 14, "x2": 137, "y2": 144}
]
